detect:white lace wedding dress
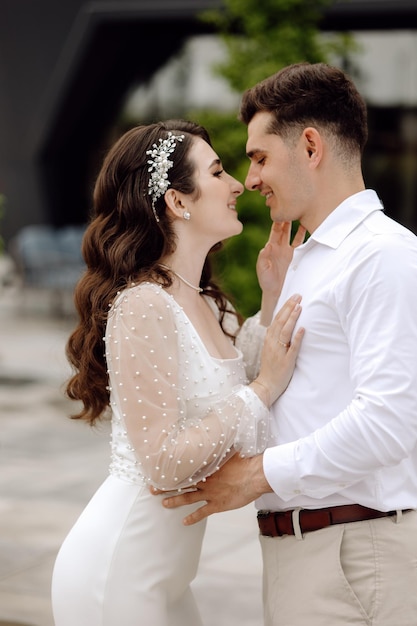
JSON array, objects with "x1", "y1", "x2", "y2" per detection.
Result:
[{"x1": 51, "y1": 282, "x2": 269, "y2": 626}]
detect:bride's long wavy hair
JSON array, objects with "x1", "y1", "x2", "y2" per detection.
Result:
[{"x1": 66, "y1": 119, "x2": 242, "y2": 425}]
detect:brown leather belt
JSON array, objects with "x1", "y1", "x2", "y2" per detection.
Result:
[{"x1": 257, "y1": 504, "x2": 406, "y2": 537}]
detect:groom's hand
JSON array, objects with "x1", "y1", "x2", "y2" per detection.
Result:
[{"x1": 153, "y1": 453, "x2": 270, "y2": 525}]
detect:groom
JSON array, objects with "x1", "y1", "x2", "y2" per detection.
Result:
[{"x1": 161, "y1": 62, "x2": 417, "y2": 626}]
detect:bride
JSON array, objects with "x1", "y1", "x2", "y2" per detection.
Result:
[{"x1": 51, "y1": 119, "x2": 304, "y2": 626}]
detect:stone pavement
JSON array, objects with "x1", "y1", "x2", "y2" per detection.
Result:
[{"x1": 0, "y1": 279, "x2": 263, "y2": 626}]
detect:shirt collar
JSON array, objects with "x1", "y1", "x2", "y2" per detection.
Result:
[{"x1": 306, "y1": 189, "x2": 384, "y2": 250}]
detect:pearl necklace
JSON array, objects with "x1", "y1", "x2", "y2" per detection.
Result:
[{"x1": 161, "y1": 265, "x2": 203, "y2": 293}]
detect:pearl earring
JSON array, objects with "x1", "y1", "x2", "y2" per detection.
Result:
[{"x1": 183, "y1": 211, "x2": 191, "y2": 220}]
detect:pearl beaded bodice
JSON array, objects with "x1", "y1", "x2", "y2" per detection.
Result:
[{"x1": 105, "y1": 283, "x2": 269, "y2": 490}]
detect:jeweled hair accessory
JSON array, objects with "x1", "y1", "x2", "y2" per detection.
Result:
[{"x1": 146, "y1": 131, "x2": 184, "y2": 222}]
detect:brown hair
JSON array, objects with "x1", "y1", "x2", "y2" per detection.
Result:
[
  {"x1": 239, "y1": 62, "x2": 368, "y2": 158},
  {"x1": 66, "y1": 120, "x2": 241, "y2": 425}
]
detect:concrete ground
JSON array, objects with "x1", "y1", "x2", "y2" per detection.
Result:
[{"x1": 0, "y1": 276, "x2": 263, "y2": 626}]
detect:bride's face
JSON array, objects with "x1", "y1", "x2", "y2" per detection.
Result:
[{"x1": 184, "y1": 137, "x2": 244, "y2": 244}]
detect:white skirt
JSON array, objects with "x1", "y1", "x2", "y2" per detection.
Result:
[{"x1": 51, "y1": 475, "x2": 206, "y2": 626}]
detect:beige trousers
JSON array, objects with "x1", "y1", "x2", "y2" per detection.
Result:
[{"x1": 260, "y1": 509, "x2": 417, "y2": 626}]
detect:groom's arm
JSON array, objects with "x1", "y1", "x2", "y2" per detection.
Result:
[{"x1": 157, "y1": 453, "x2": 272, "y2": 525}]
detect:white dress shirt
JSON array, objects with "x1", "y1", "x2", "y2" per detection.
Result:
[{"x1": 259, "y1": 190, "x2": 417, "y2": 513}]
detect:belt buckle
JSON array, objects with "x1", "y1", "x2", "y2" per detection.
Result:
[
  {"x1": 257, "y1": 509, "x2": 293, "y2": 537},
  {"x1": 257, "y1": 510, "x2": 270, "y2": 520},
  {"x1": 257, "y1": 510, "x2": 276, "y2": 537}
]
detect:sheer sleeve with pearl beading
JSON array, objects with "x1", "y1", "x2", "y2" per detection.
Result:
[{"x1": 105, "y1": 283, "x2": 269, "y2": 491}]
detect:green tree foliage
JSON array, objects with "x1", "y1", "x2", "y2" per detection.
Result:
[
  {"x1": 190, "y1": 0, "x2": 355, "y2": 316},
  {"x1": 201, "y1": 0, "x2": 353, "y2": 93}
]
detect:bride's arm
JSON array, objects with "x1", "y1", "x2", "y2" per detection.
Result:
[
  {"x1": 236, "y1": 222, "x2": 306, "y2": 381},
  {"x1": 106, "y1": 285, "x2": 302, "y2": 491}
]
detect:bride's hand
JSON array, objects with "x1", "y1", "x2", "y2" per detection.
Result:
[
  {"x1": 257, "y1": 221, "x2": 306, "y2": 297},
  {"x1": 252, "y1": 294, "x2": 304, "y2": 407},
  {"x1": 258, "y1": 221, "x2": 306, "y2": 327}
]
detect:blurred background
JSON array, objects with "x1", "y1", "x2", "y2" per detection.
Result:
[
  {"x1": 0, "y1": 0, "x2": 417, "y2": 315},
  {"x1": 0, "y1": 2, "x2": 416, "y2": 624}
]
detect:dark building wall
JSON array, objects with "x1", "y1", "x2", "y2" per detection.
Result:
[
  {"x1": 0, "y1": 0, "x2": 219, "y2": 242},
  {"x1": 0, "y1": 0, "x2": 87, "y2": 239}
]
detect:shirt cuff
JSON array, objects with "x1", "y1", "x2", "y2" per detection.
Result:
[{"x1": 263, "y1": 441, "x2": 302, "y2": 502}]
